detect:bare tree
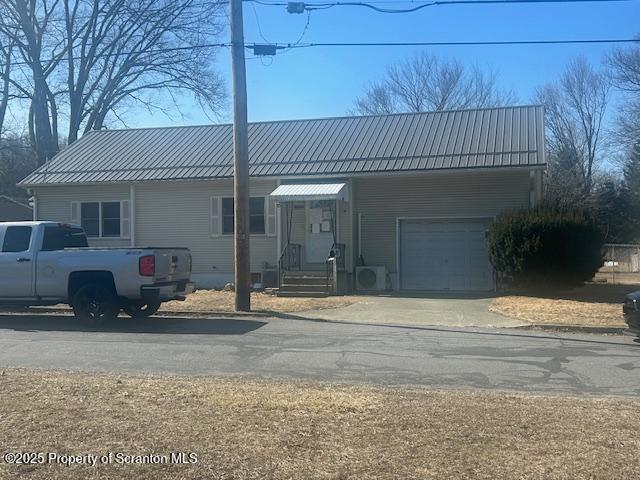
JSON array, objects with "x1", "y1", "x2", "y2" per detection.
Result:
[
  {"x1": 0, "y1": 32, "x2": 14, "y2": 137},
  {"x1": 535, "y1": 56, "x2": 610, "y2": 197},
  {"x1": 353, "y1": 52, "x2": 516, "y2": 115},
  {"x1": 61, "y1": 0, "x2": 226, "y2": 143},
  {"x1": 608, "y1": 42, "x2": 640, "y2": 146},
  {"x1": 0, "y1": 0, "x2": 62, "y2": 164},
  {"x1": 0, "y1": 0, "x2": 226, "y2": 164}
]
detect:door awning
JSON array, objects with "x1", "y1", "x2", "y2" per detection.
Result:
[{"x1": 269, "y1": 183, "x2": 348, "y2": 202}]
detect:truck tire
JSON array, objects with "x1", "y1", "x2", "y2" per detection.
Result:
[
  {"x1": 123, "y1": 301, "x2": 161, "y2": 318},
  {"x1": 72, "y1": 284, "x2": 120, "y2": 327}
]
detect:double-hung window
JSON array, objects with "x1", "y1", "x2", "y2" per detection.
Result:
[
  {"x1": 211, "y1": 195, "x2": 275, "y2": 237},
  {"x1": 220, "y1": 197, "x2": 266, "y2": 235},
  {"x1": 72, "y1": 201, "x2": 130, "y2": 238}
]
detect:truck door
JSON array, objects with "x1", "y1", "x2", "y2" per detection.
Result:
[{"x1": 0, "y1": 225, "x2": 34, "y2": 298}]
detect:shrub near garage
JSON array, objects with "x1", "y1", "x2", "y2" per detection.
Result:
[{"x1": 487, "y1": 206, "x2": 604, "y2": 290}]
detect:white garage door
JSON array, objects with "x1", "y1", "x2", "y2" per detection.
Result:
[{"x1": 400, "y1": 219, "x2": 494, "y2": 291}]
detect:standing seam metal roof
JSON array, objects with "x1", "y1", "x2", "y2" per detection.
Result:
[{"x1": 21, "y1": 105, "x2": 545, "y2": 186}]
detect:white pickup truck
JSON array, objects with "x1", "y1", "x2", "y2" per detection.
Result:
[{"x1": 0, "y1": 221, "x2": 195, "y2": 325}]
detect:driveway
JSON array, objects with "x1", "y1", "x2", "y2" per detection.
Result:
[
  {"x1": 298, "y1": 295, "x2": 525, "y2": 328},
  {"x1": 0, "y1": 312, "x2": 638, "y2": 396}
]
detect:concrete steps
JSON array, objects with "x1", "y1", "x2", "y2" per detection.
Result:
[
  {"x1": 277, "y1": 271, "x2": 330, "y2": 298},
  {"x1": 276, "y1": 291, "x2": 329, "y2": 298}
]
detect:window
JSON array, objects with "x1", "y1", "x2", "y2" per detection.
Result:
[
  {"x1": 42, "y1": 226, "x2": 88, "y2": 251},
  {"x1": 2, "y1": 226, "x2": 32, "y2": 253},
  {"x1": 81, "y1": 202, "x2": 100, "y2": 237},
  {"x1": 221, "y1": 197, "x2": 266, "y2": 235},
  {"x1": 73, "y1": 201, "x2": 129, "y2": 238},
  {"x1": 250, "y1": 197, "x2": 266, "y2": 234},
  {"x1": 101, "y1": 202, "x2": 121, "y2": 237},
  {"x1": 222, "y1": 198, "x2": 234, "y2": 235}
]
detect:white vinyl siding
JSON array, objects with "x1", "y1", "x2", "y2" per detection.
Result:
[
  {"x1": 136, "y1": 179, "x2": 278, "y2": 274},
  {"x1": 36, "y1": 185, "x2": 131, "y2": 247},
  {"x1": 354, "y1": 169, "x2": 532, "y2": 276}
]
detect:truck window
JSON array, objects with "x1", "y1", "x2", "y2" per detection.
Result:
[
  {"x1": 2, "y1": 226, "x2": 32, "y2": 253},
  {"x1": 41, "y1": 226, "x2": 89, "y2": 251}
]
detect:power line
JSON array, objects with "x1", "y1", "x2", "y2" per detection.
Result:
[
  {"x1": 279, "y1": 38, "x2": 640, "y2": 48},
  {"x1": 1, "y1": 37, "x2": 638, "y2": 67},
  {"x1": 248, "y1": 0, "x2": 632, "y2": 14},
  {"x1": 246, "y1": 38, "x2": 640, "y2": 53}
]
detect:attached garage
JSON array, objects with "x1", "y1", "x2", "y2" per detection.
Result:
[{"x1": 399, "y1": 219, "x2": 494, "y2": 291}]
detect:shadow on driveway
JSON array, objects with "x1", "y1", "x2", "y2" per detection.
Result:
[{"x1": 0, "y1": 314, "x2": 267, "y2": 335}]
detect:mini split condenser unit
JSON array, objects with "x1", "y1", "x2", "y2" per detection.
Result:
[{"x1": 355, "y1": 266, "x2": 388, "y2": 291}]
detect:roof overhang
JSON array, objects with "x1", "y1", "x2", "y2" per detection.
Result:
[{"x1": 269, "y1": 183, "x2": 348, "y2": 202}]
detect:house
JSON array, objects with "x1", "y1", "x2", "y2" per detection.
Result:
[
  {"x1": 0, "y1": 195, "x2": 33, "y2": 222},
  {"x1": 20, "y1": 105, "x2": 546, "y2": 292}
]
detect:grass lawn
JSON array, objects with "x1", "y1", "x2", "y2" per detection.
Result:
[
  {"x1": 161, "y1": 290, "x2": 362, "y2": 314},
  {"x1": 19, "y1": 290, "x2": 363, "y2": 316},
  {"x1": 1, "y1": 369, "x2": 640, "y2": 479},
  {"x1": 490, "y1": 283, "x2": 636, "y2": 327}
]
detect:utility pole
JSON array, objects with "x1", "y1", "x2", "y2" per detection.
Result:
[{"x1": 230, "y1": 0, "x2": 251, "y2": 311}]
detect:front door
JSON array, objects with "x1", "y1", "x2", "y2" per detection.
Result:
[{"x1": 305, "y1": 202, "x2": 335, "y2": 264}]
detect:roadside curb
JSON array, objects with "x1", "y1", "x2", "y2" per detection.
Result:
[
  {"x1": 19, "y1": 307, "x2": 277, "y2": 319},
  {"x1": 514, "y1": 324, "x2": 627, "y2": 335},
  {"x1": 2, "y1": 308, "x2": 630, "y2": 335}
]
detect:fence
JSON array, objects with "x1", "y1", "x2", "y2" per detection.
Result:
[{"x1": 595, "y1": 244, "x2": 640, "y2": 284}]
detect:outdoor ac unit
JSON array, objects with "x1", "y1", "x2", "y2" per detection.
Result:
[{"x1": 355, "y1": 266, "x2": 388, "y2": 291}]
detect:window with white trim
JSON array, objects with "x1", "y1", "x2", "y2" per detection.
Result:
[
  {"x1": 211, "y1": 196, "x2": 274, "y2": 236},
  {"x1": 71, "y1": 200, "x2": 130, "y2": 238}
]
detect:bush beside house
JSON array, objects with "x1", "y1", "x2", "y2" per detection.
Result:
[{"x1": 487, "y1": 207, "x2": 604, "y2": 290}]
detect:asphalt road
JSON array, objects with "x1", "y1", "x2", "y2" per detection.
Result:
[{"x1": 0, "y1": 312, "x2": 638, "y2": 396}]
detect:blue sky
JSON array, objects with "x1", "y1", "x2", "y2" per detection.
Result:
[{"x1": 139, "y1": 0, "x2": 640, "y2": 126}]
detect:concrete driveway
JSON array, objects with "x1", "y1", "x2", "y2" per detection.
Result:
[{"x1": 297, "y1": 295, "x2": 525, "y2": 328}]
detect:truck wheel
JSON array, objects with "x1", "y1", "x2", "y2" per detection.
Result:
[
  {"x1": 72, "y1": 285, "x2": 120, "y2": 327},
  {"x1": 124, "y1": 301, "x2": 161, "y2": 318}
]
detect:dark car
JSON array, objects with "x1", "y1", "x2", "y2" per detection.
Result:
[{"x1": 623, "y1": 290, "x2": 640, "y2": 336}]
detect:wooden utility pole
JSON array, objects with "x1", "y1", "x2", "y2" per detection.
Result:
[{"x1": 230, "y1": 0, "x2": 251, "y2": 311}]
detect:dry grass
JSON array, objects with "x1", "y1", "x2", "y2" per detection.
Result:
[
  {"x1": 1, "y1": 369, "x2": 640, "y2": 480},
  {"x1": 595, "y1": 271, "x2": 640, "y2": 285},
  {"x1": 161, "y1": 290, "x2": 361, "y2": 314},
  {"x1": 490, "y1": 283, "x2": 637, "y2": 327},
  {"x1": 490, "y1": 296, "x2": 625, "y2": 326}
]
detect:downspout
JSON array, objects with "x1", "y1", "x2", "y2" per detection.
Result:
[
  {"x1": 130, "y1": 185, "x2": 136, "y2": 247},
  {"x1": 31, "y1": 192, "x2": 38, "y2": 221}
]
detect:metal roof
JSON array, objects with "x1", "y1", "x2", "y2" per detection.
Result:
[
  {"x1": 21, "y1": 105, "x2": 545, "y2": 186},
  {"x1": 270, "y1": 183, "x2": 348, "y2": 201}
]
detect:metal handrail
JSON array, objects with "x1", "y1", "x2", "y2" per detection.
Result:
[
  {"x1": 325, "y1": 243, "x2": 343, "y2": 295},
  {"x1": 279, "y1": 243, "x2": 302, "y2": 286},
  {"x1": 331, "y1": 243, "x2": 346, "y2": 271},
  {"x1": 325, "y1": 257, "x2": 338, "y2": 295}
]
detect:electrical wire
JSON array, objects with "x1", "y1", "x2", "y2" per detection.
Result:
[
  {"x1": 247, "y1": 0, "x2": 632, "y2": 13},
  {"x1": 250, "y1": 0, "x2": 273, "y2": 42},
  {"x1": 2, "y1": 37, "x2": 638, "y2": 67},
  {"x1": 278, "y1": 38, "x2": 640, "y2": 48}
]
